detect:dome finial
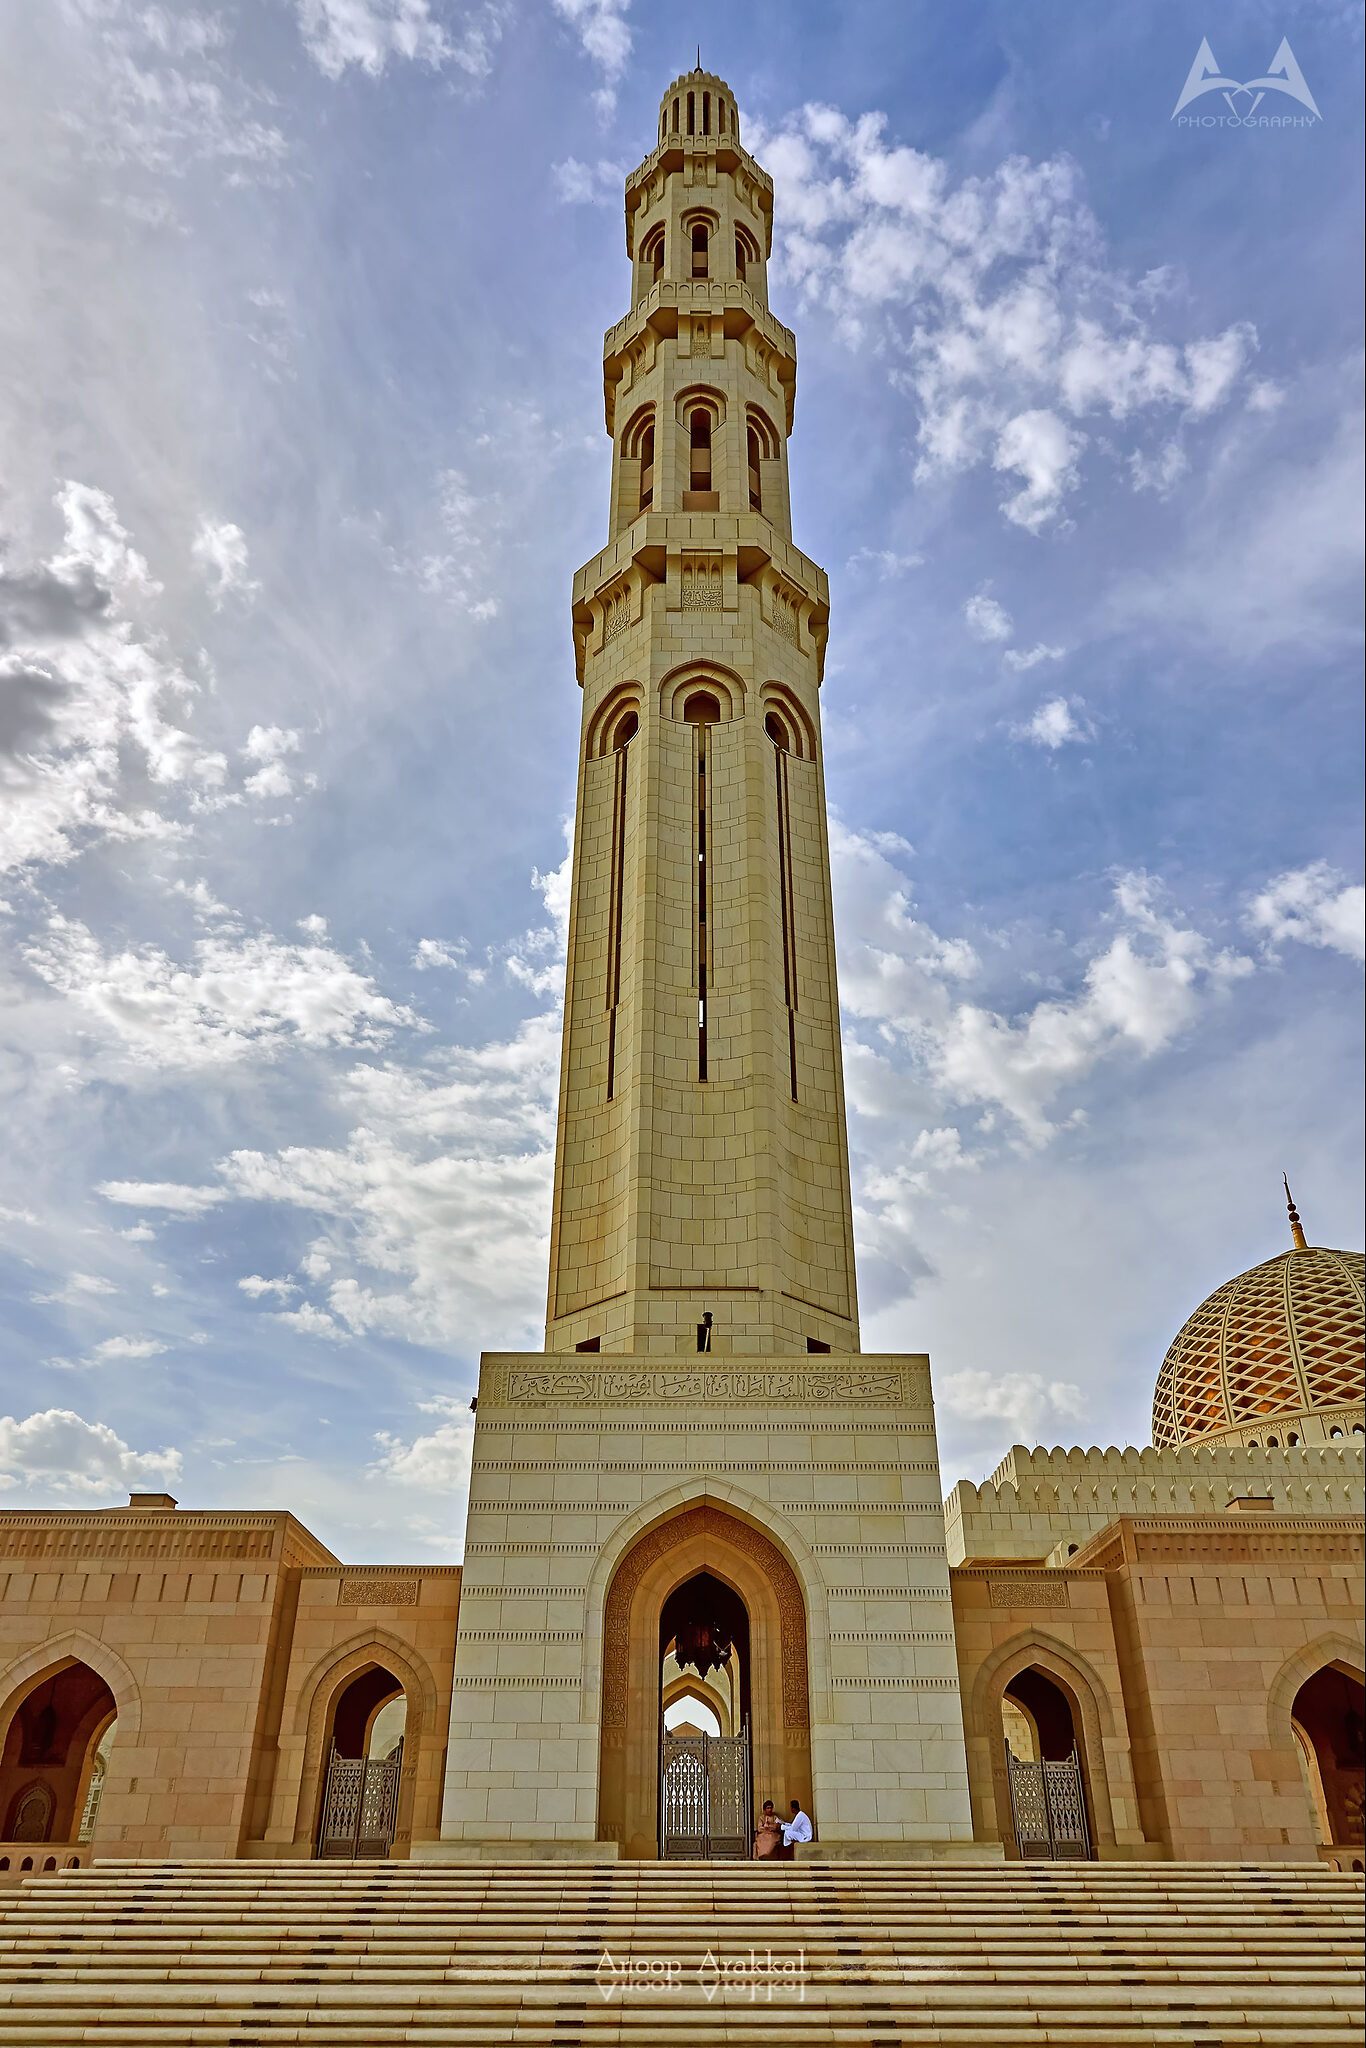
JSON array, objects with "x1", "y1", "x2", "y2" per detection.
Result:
[{"x1": 1283, "y1": 1173, "x2": 1309, "y2": 1251}]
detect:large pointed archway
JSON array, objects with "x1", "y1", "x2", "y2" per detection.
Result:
[{"x1": 597, "y1": 1502, "x2": 812, "y2": 1859}]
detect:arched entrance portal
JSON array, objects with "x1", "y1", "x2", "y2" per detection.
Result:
[
  {"x1": 315, "y1": 1663, "x2": 407, "y2": 1859},
  {"x1": 1292, "y1": 1662, "x2": 1365, "y2": 1867},
  {"x1": 598, "y1": 1504, "x2": 812, "y2": 1860},
  {"x1": 1001, "y1": 1667, "x2": 1092, "y2": 1860},
  {"x1": 0, "y1": 1660, "x2": 117, "y2": 1850},
  {"x1": 658, "y1": 1572, "x2": 752, "y2": 1859}
]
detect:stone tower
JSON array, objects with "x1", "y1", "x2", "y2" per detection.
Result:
[
  {"x1": 434, "y1": 72, "x2": 980, "y2": 1864},
  {"x1": 546, "y1": 69, "x2": 858, "y2": 1357}
]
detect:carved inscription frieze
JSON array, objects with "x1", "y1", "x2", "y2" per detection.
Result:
[
  {"x1": 338, "y1": 1577, "x2": 420, "y2": 1607},
  {"x1": 988, "y1": 1575, "x2": 1070, "y2": 1609},
  {"x1": 483, "y1": 1363, "x2": 916, "y2": 1408}
]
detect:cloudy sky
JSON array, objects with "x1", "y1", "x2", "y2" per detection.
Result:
[{"x1": 1, "y1": 0, "x2": 1361, "y2": 1560}]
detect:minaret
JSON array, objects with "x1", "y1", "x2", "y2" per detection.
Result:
[
  {"x1": 438, "y1": 73, "x2": 977, "y2": 1867},
  {"x1": 546, "y1": 70, "x2": 859, "y2": 1357}
]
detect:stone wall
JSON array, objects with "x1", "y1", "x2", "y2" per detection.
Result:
[{"x1": 945, "y1": 1442, "x2": 1366, "y2": 1565}]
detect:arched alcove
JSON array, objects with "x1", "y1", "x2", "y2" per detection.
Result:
[{"x1": 596, "y1": 1501, "x2": 812, "y2": 1859}]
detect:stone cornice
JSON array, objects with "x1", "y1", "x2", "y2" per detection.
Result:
[{"x1": 0, "y1": 1508, "x2": 337, "y2": 1568}]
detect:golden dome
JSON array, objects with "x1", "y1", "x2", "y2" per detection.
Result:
[{"x1": 1152, "y1": 1194, "x2": 1364, "y2": 1448}]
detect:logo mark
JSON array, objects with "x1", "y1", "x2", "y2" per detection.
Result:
[{"x1": 1173, "y1": 37, "x2": 1321, "y2": 121}]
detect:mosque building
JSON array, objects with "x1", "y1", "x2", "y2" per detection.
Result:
[{"x1": 1, "y1": 68, "x2": 1361, "y2": 1887}]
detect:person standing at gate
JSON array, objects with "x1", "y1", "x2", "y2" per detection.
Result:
[
  {"x1": 754, "y1": 1799, "x2": 783, "y2": 1859},
  {"x1": 782, "y1": 1798, "x2": 813, "y2": 1855}
]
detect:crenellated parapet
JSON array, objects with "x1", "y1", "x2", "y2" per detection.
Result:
[{"x1": 944, "y1": 1439, "x2": 1366, "y2": 1565}]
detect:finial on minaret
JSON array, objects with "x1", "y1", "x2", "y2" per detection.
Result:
[{"x1": 1283, "y1": 1174, "x2": 1309, "y2": 1251}]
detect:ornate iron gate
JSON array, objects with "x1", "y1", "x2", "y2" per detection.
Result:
[
  {"x1": 1007, "y1": 1746, "x2": 1091, "y2": 1859},
  {"x1": 317, "y1": 1740, "x2": 403, "y2": 1859},
  {"x1": 660, "y1": 1727, "x2": 751, "y2": 1859}
]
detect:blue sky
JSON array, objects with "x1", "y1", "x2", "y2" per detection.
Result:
[{"x1": 0, "y1": 0, "x2": 1361, "y2": 1560}]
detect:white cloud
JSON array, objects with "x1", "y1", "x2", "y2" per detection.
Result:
[
  {"x1": 962, "y1": 593, "x2": 1013, "y2": 643},
  {"x1": 833, "y1": 826, "x2": 1254, "y2": 1148},
  {"x1": 293, "y1": 0, "x2": 506, "y2": 81},
  {"x1": 0, "y1": 483, "x2": 242, "y2": 877},
  {"x1": 1129, "y1": 438, "x2": 1189, "y2": 496},
  {"x1": 190, "y1": 519, "x2": 258, "y2": 606},
  {"x1": 237, "y1": 1274, "x2": 298, "y2": 1300},
  {"x1": 550, "y1": 0, "x2": 632, "y2": 113},
  {"x1": 98, "y1": 1181, "x2": 225, "y2": 1217},
  {"x1": 1246, "y1": 863, "x2": 1365, "y2": 963},
  {"x1": 31, "y1": 1272, "x2": 118, "y2": 1305},
  {"x1": 0, "y1": 1409, "x2": 181, "y2": 1498},
  {"x1": 172, "y1": 878, "x2": 235, "y2": 921},
  {"x1": 272, "y1": 1301, "x2": 348, "y2": 1341},
  {"x1": 1002, "y1": 643, "x2": 1066, "y2": 674},
  {"x1": 552, "y1": 158, "x2": 625, "y2": 205},
  {"x1": 372, "y1": 1397, "x2": 475, "y2": 1490},
  {"x1": 413, "y1": 937, "x2": 467, "y2": 972},
  {"x1": 87, "y1": 1335, "x2": 169, "y2": 1364},
  {"x1": 51, "y1": 3, "x2": 288, "y2": 179},
  {"x1": 994, "y1": 410, "x2": 1083, "y2": 531},
  {"x1": 936, "y1": 1368, "x2": 1086, "y2": 1445},
  {"x1": 747, "y1": 105, "x2": 1256, "y2": 527},
  {"x1": 24, "y1": 915, "x2": 424, "y2": 1070},
  {"x1": 118, "y1": 1223, "x2": 157, "y2": 1242},
  {"x1": 1012, "y1": 695, "x2": 1091, "y2": 749},
  {"x1": 845, "y1": 547, "x2": 923, "y2": 579}
]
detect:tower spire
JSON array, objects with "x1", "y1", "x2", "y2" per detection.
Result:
[
  {"x1": 544, "y1": 72, "x2": 854, "y2": 1357},
  {"x1": 1283, "y1": 1173, "x2": 1309, "y2": 1251}
]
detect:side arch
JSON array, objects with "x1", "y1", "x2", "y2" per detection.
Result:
[
  {"x1": 288, "y1": 1631, "x2": 441, "y2": 1855},
  {"x1": 0, "y1": 1632, "x2": 142, "y2": 1747},
  {"x1": 966, "y1": 1627, "x2": 1126, "y2": 1857},
  {"x1": 1265, "y1": 1631, "x2": 1366, "y2": 1747}
]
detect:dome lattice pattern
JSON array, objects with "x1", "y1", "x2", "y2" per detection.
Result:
[{"x1": 1152, "y1": 1246, "x2": 1364, "y2": 1448}]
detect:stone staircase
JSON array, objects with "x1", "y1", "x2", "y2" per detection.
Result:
[{"x1": 0, "y1": 1859, "x2": 1361, "y2": 2044}]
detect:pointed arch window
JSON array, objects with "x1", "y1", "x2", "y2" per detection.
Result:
[
  {"x1": 691, "y1": 222, "x2": 709, "y2": 279},
  {"x1": 640, "y1": 225, "x2": 665, "y2": 287},
  {"x1": 689, "y1": 407, "x2": 712, "y2": 494},
  {"x1": 734, "y1": 224, "x2": 761, "y2": 286},
  {"x1": 623, "y1": 406, "x2": 656, "y2": 515},
  {"x1": 746, "y1": 407, "x2": 779, "y2": 517}
]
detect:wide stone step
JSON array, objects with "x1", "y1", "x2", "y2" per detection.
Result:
[{"x1": 1, "y1": 1861, "x2": 1358, "y2": 2045}]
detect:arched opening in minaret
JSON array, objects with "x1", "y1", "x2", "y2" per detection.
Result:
[
  {"x1": 690, "y1": 221, "x2": 709, "y2": 279},
  {"x1": 658, "y1": 1572, "x2": 749, "y2": 1857},
  {"x1": 596, "y1": 1503, "x2": 813, "y2": 1861},
  {"x1": 640, "y1": 225, "x2": 665, "y2": 290},
  {"x1": 735, "y1": 224, "x2": 760, "y2": 287},
  {"x1": 1291, "y1": 1662, "x2": 1365, "y2": 1863}
]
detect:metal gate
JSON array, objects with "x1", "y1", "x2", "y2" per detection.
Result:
[
  {"x1": 1007, "y1": 1746, "x2": 1091, "y2": 1859},
  {"x1": 317, "y1": 1740, "x2": 404, "y2": 1859},
  {"x1": 660, "y1": 1727, "x2": 751, "y2": 1859}
]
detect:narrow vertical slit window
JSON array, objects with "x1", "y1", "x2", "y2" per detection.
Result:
[
  {"x1": 683, "y1": 692, "x2": 721, "y2": 1081},
  {"x1": 691, "y1": 223, "x2": 709, "y2": 278},
  {"x1": 702, "y1": 92, "x2": 711, "y2": 135},
  {"x1": 768, "y1": 712, "x2": 799, "y2": 1101},
  {"x1": 604, "y1": 710, "x2": 636, "y2": 1100},
  {"x1": 747, "y1": 422, "x2": 762, "y2": 512},
  {"x1": 687, "y1": 91, "x2": 695, "y2": 135},
  {"x1": 697, "y1": 721, "x2": 708, "y2": 1081},
  {"x1": 689, "y1": 407, "x2": 712, "y2": 492},
  {"x1": 638, "y1": 419, "x2": 654, "y2": 512}
]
